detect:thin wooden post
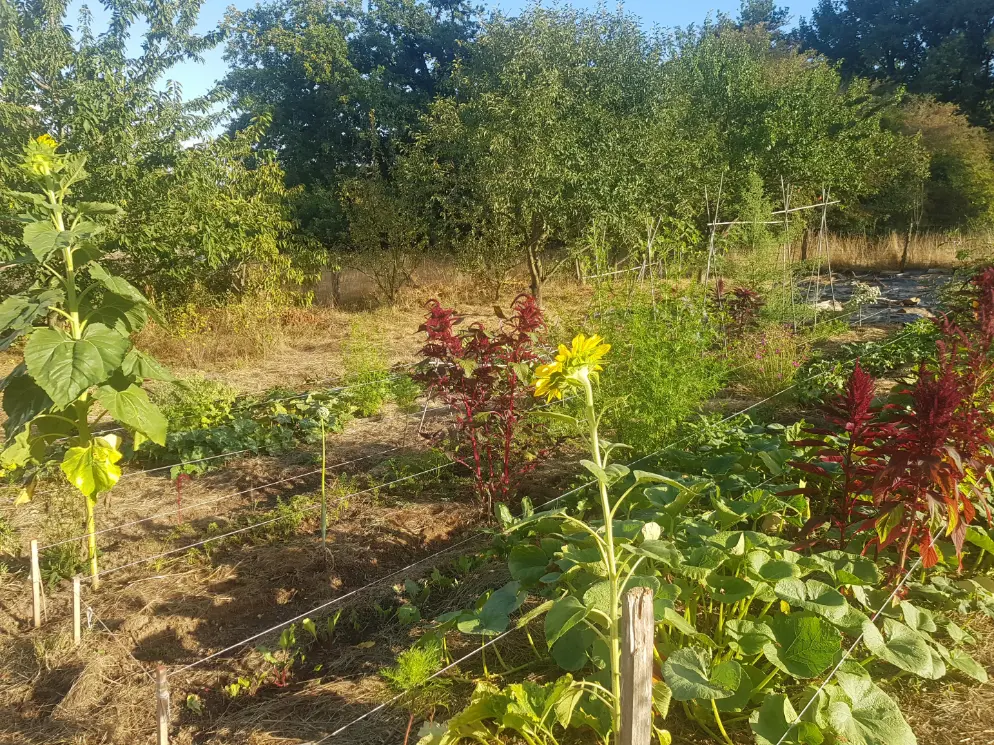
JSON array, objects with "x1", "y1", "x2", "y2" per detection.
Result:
[
  {"x1": 621, "y1": 587, "x2": 654, "y2": 745},
  {"x1": 30, "y1": 539, "x2": 42, "y2": 628},
  {"x1": 72, "y1": 576, "x2": 82, "y2": 645},
  {"x1": 156, "y1": 665, "x2": 170, "y2": 745}
]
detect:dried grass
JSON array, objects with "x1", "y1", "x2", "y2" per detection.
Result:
[{"x1": 795, "y1": 230, "x2": 994, "y2": 270}]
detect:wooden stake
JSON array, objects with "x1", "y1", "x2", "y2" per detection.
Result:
[
  {"x1": 72, "y1": 576, "x2": 82, "y2": 645},
  {"x1": 30, "y1": 539, "x2": 42, "y2": 628},
  {"x1": 621, "y1": 587, "x2": 654, "y2": 745},
  {"x1": 156, "y1": 665, "x2": 170, "y2": 745}
]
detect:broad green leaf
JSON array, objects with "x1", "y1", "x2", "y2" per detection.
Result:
[
  {"x1": 0, "y1": 290, "x2": 64, "y2": 347},
  {"x1": 528, "y1": 410, "x2": 577, "y2": 426},
  {"x1": 862, "y1": 619, "x2": 944, "y2": 679},
  {"x1": 707, "y1": 574, "x2": 755, "y2": 603},
  {"x1": 550, "y1": 624, "x2": 594, "y2": 671},
  {"x1": 751, "y1": 695, "x2": 825, "y2": 745},
  {"x1": 945, "y1": 620, "x2": 975, "y2": 645},
  {"x1": 966, "y1": 525, "x2": 994, "y2": 554},
  {"x1": 94, "y1": 381, "x2": 167, "y2": 446},
  {"x1": 725, "y1": 619, "x2": 775, "y2": 656},
  {"x1": 652, "y1": 681, "x2": 672, "y2": 719},
  {"x1": 60, "y1": 436, "x2": 123, "y2": 499},
  {"x1": 760, "y1": 559, "x2": 803, "y2": 581},
  {"x1": 675, "y1": 546, "x2": 726, "y2": 581},
  {"x1": 662, "y1": 648, "x2": 741, "y2": 701},
  {"x1": 545, "y1": 595, "x2": 588, "y2": 648},
  {"x1": 801, "y1": 580, "x2": 850, "y2": 622},
  {"x1": 764, "y1": 613, "x2": 841, "y2": 679},
  {"x1": 82, "y1": 292, "x2": 148, "y2": 334},
  {"x1": 630, "y1": 539, "x2": 680, "y2": 566},
  {"x1": 462, "y1": 581, "x2": 527, "y2": 636},
  {"x1": 2, "y1": 367, "x2": 53, "y2": 438},
  {"x1": 23, "y1": 221, "x2": 71, "y2": 262},
  {"x1": 508, "y1": 544, "x2": 550, "y2": 585},
  {"x1": 899, "y1": 602, "x2": 936, "y2": 633},
  {"x1": 583, "y1": 580, "x2": 612, "y2": 618},
  {"x1": 24, "y1": 323, "x2": 129, "y2": 407},
  {"x1": 580, "y1": 459, "x2": 608, "y2": 483},
  {"x1": 716, "y1": 663, "x2": 765, "y2": 713},
  {"x1": 87, "y1": 263, "x2": 166, "y2": 325},
  {"x1": 120, "y1": 348, "x2": 175, "y2": 382},
  {"x1": 945, "y1": 646, "x2": 988, "y2": 683},
  {"x1": 826, "y1": 672, "x2": 916, "y2": 745}
]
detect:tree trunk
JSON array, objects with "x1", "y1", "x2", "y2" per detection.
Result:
[
  {"x1": 526, "y1": 240, "x2": 543, "y2": 306},
  {"x1": 899, "y1": 226, "x2": 912, "y2": 271},
  {"x1": 800, "y1": 229, "x2": 810, "y2": 262}
]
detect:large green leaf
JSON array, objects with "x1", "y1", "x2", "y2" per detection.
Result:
[
  {"x1": 707, "y1": 574, "x2": 755, "y2": 603},
  {"x1": 23, "y1": 221, "x2": 71, "y2": 262},
  {"x1": 661, "y1": 648, "x2": 741, "y2": 701},
  {"x1": 675, "y1": 546, "x2": 726, "y2": 581},
  {"x1": 23, "y1": 323, "x2": 129, "y2": 407},
  {"x1": 764, "y1": 613, "x2": 841, "y2": 678},
  {"x1": 751, "y1": 695, "x2": 825, "y2": 745},
  {"x1": 550, "y1": 624, "x2": 595, "y2": 671},
  {"x1": 120, "y1": 348, "x2": 175, "y2": 382},
  {"x1": 82, "y1": 292, "x2": 149, "y2": 334},
  {"x1": 458, "y1": 581, "x2": 526, "y2": 635},
  {"x1": 0, "y1": 289, "x2": 64, "y2": 349},
  {"x1": 94, "y1": 381, "x2": 167, "y2": 446},
  {"x1": 2, "y1": 367, "x2": 54, "y2": 438},
  {"x1": 87, "y1": 263, "x2": 165, "y2": 325},
  {"x1": 725, "y1": 619, "x2": 775, "y2": 656},
  {"x1": 509, "y1": 544, "x2": 552, "y2": 585},
  {"x1": 862, "y1": 619, "x2": 945, "y2": 679},
  {"x1": 942, "y1": 646, "x2": 989, "y2": 683},
  {"x1": 545, "y1": 595, "x2": 588, "y2": 648},
  {"x1": 61, "y1": 436, "x2": 123, "y2": 499},
  {"x1": 825, "y1": 672, "x2": 916, "y2": 745}
]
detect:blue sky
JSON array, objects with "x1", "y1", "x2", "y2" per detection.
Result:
[{"x1": 71, "y1": 0, "x2": 818, "y2": 101}]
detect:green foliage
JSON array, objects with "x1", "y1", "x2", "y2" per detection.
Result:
[
  {"x1": 730, "y1": 324, "x2": 807, "y2": 398},
  {"x1": 381, "y1": 636, "x2": 452, "y2": 720},
  {"x1": 899, "y1": 97, "x2": 994, "y2": 230},
  {"x1": 158, "y1": 376, "x2": 240, "y2": 431},
  {"x1": 800, "y1": 0, "x2": 994, "y2": 128},
  {"x1": 795, "y1": 319, "x2": 939, "y2": 403},
  {"x1": 145, "y1": 388, "x2": 355, "y2": 478},
  {"x1": 596, "y1": 294, "x2": 728, "y2": 453},
  {"x1": 0, "y1": 139, "x2": 172, "y2": 583}
]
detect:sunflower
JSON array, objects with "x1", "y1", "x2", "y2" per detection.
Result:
[
  {"x1": 22, "y1": 134, "x2": 60, "y2": 177},
  {"x1": 533, "y1": 333, "x2": 610, "y2": 401}
]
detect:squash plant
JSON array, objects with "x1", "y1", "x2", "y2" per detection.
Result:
[{"x1": 1, "y1": 137, "x2": 172, "y2": 587}]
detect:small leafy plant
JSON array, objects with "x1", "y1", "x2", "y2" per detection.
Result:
[{"x1": 1, "y1": 137, "x2": 172, "y2": 586}]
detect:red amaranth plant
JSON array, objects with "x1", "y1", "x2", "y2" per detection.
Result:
[
  {"x1": 415, "y1": 295, "x2": 547, "y2": 514},
  {"x1": 714, "y1": 279, "x2": 765, "y2": 337}
]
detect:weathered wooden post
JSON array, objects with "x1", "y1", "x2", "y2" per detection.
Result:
[
  {"x1": 30, "y1": 539, "x2": 43, "y2": 628},
  {"x1": 156, "y1": 665, "x2": 170, "y2": 745},
  {"x1": 621, "y1": 587, "x2": 654, "y2": 745},
  {"x1": 72, "y1": 576, "x2": 82, "y2": 645}
]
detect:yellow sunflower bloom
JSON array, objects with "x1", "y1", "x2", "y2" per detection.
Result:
[
  {"x1": 533, "y1": 333, "x2": 611, "y2": 401},
  {"x1": 22, "y1": 134, "x2": 61, "y2": 177}
]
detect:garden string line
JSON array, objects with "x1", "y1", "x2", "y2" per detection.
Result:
[
  {"x1": 39, "y1": 447, "x2": 402, "y2": 551},
  {"x1": 85, "y1": 459, "x2": 459, "y2": 584},
  {"x1": 33, "y1": 397, "x2": 461, "y2": 548},
  {"x1": 81, "y1": 392, "x2": 576, "y2": 583}
]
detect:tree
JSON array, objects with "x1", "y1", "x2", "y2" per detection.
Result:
[
  {"x1": 221, "y1": 0, "x2": 479, "y2": 243},
  {"x1": 114, "y1": 116, "x2": 321, "y2": 304},
  {"x1": 799, "y1": 0, "x2": 994, "y2": 127},
  {"x1": 406, "y1": 5, "x2": 674, "y2": 304},
  {"x1": 899, "y1": 97, "x2": 994, "y2": 229},
  {"x1": 738, "y1": 0, "x2": 790, "y2": 33},
  {"x1": 0, "y1": 0, "x2": 316, "y2": 303},
  {"x1": 0, "y1": 0, "x2": 222, "y2": 258}
]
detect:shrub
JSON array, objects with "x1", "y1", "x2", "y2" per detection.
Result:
[
  {"x1": 731, "y1": 324, "x2": 806, "y2": 398},
  {"x1": 597, "y1": 294, "x2": 727, "y2": 452},
  {"x1": 414, "y1": 295, "x2": 547, "y2": 513},
  {"x1": 158, "y1": 376, "x2": 240, "y2": 430}
]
